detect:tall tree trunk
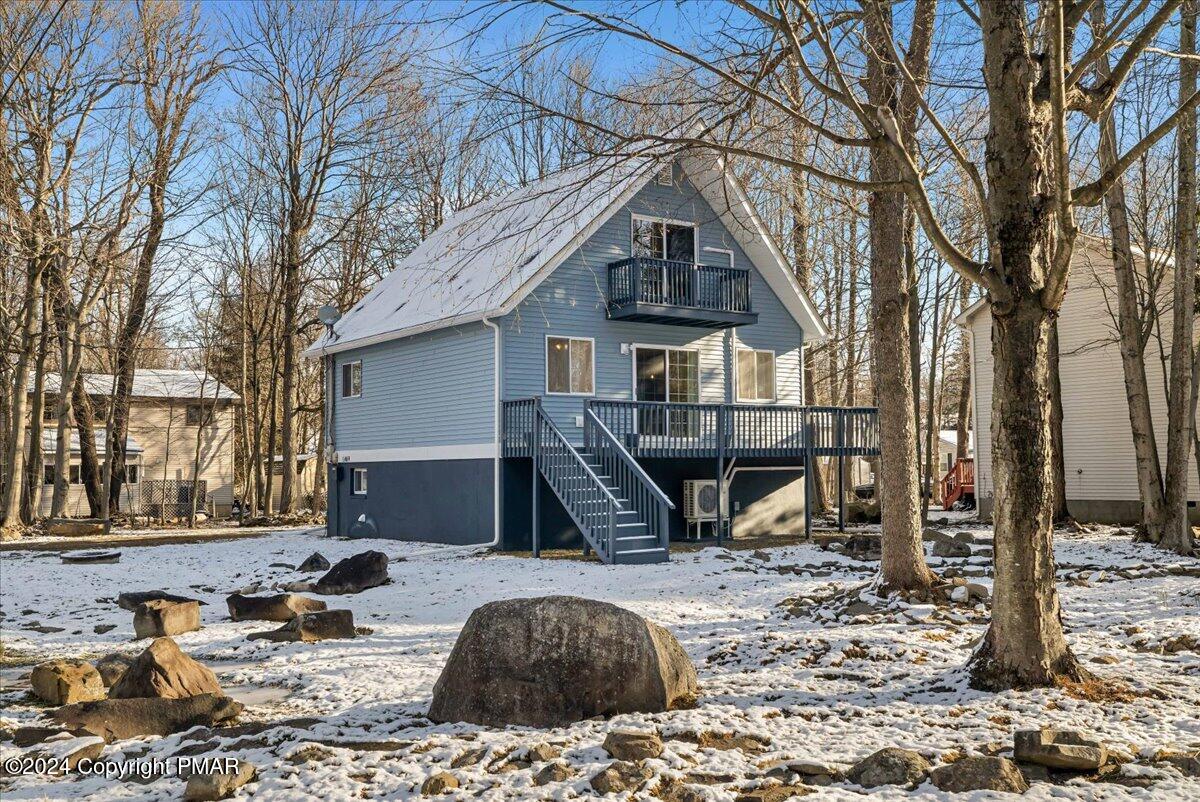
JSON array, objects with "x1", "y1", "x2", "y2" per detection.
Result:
[
  {"x1": 72, "y1": 375, "x2": 102, "y2": 518},
  {"x1": 955, "y1": 278, "x2": 973, "y2": 461},
  {"x1": 278, "y1": 226, "x2": 302, "y2": 514},
  {"x1": 1048, "y1": 321, "x2": 1070, "y2": 522},
  {"x1": 1094, "y1": 45, "x2": 1168, "y2": 535},
  {"x1": 1160, "y1": 0, "x2": 1197, "y2": 555},
  {"x1": 0, "y1": 250, "x2": 48, "y2": 536},
  {"x1": 22, "y1": 308, "x2": 50, "y2": 523},
  {"x1": 864, "y1": 0, "x2": 936, "y2": 593},
  {"x1": 968, "y1": 1, "x2": 1085, "y2": 689}
]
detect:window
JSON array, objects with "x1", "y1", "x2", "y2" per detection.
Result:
[
  {"x1": 43, "y1": 463, "x2": 55, "y2": 486},
  {"x1": 186, "y1": 404, "x2": 211, "y2": 426},
  {"x1": 341, "y1": 361, "x2": 362, "y2": 398},
  {"x1": 736, "y1": 348, "x2": 776, "y2": 402},
  {"x1": 352, "y1": 467, "x2": 367, "y2": 495},
  {"x1": 634, "y1": 346, "x2": 699, "y2": 437},
  {"x1": 126, "y1": 464, "x2": 139, "y2": 484},
  {"x1": 631, "y1": 216, "x2": 696, "y2": 262},
  {"x1": 655, "y1": 164, "x2": 673, "y2": 186},
  {"x1": 69, "y1": 463, "x2": 82, "y2": 485},
  {"x1": 546, "y1": 336, "x2": 594, "y2": 395}
]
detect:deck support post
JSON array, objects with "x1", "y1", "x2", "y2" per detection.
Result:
[
  {"x1": 716, "y1": 405, "x2": 726, "y2": 546},
  {"x1": 531, "y1": 407, "x2": 541, "y2": 558},
  {"x1": 803, "y1": 420, "x2": 813, "y2": 540},
  {"x1": 836, "y1": 411, "x2": 846, "y2": 533}
]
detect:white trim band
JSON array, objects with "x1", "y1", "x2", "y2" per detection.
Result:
[{"x1": 334, "y1": 443, "x2": 498, "y2": 463}]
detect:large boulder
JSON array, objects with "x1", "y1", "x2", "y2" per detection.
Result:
[
  {"x1": 134, "y1": 599, "x2": 201, "y2": 639},
  {"x1": 30, "y1": 659, "x2": 105, "y2": 705},
  {"x1": 246, "y1": 609, "x2": 356, "y2": 643},
  {"x1": 118, "y1": 591, "x2": 202, "y2": 611},
  {"x1": 844, "y1": 499, "x2": 881, "y2": 525},
  {"x1": 428, "y1": 596, "x2": 699, "y2": 728},
  {"x1": 846, "y1": 748, "x2": 930, "y2": 789},
  {"x1": 226, "y1": 593, "x2": 327, "y2": 622},
  {"x1": 46, "y1": 518, "x2": 107, "y2": 537},
  {"x1": 930, "y1": 756, "x2": 1029, "y2": 793},
  {"x1": 932, "y1": 539, "x2": 972, "y2": 559},
  {"x1": 314, "y1": 551, "x2": 389, "y2": 594},
  {"x1": 1014, "y1": 728, "x2": 1107, "y2": 770},
  {"x1": 109, "y1": 637, "x2": 223, "y2": 699},
  {"x1": 51, "y1": 694, "x2": 243, "y2": 742}
]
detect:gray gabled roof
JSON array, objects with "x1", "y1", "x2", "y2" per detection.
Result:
[
  {"x1": 307, "y1": 151, "x2": 829, "y2": 357},
  {"x1": 42, "y1": 369, "x2": 238, "y2": 401}
]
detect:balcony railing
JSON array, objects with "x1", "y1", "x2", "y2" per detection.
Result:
[{"x1": 606, "y1": 257, "x2": 758, "y2": 328}]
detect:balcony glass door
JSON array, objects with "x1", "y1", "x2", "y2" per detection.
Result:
[{"x1": 635, "y1": 347, "x2": 699, "y2": 437}]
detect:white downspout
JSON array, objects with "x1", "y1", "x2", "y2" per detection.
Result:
[{"x1": 482, "y1": 317, "x2": 502, "y2": 547}]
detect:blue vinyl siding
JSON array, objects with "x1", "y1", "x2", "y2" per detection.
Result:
[
  {"x1": 332, "y1": 322, "x2": 495, "y2": 451},
  {"x1": 500, "y1": 163, "x2": 804, "y2": 441}
]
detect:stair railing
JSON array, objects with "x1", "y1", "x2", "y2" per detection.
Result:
[
  {"x1": 532, "y1": 404, "x2": 622, "y2": 562},
  {"x1": 584, "y1": 408, "x2": 675, "y2": 552}
]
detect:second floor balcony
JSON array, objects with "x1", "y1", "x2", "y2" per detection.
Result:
[{"x1": 606, "y1": 257, "x2": 759, "y2": 328}]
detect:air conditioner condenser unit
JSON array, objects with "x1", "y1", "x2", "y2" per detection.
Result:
[{"x1": 682, "y1": 479, "x2": 729, "y2": 522}]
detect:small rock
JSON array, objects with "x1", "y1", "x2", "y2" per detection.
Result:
[
  {"x1": 30, "y1": 659, "x2": 105, "y2": 705},
  {"x1": 932, "y1": 539, "x2": 972, "y2": 558},
  {"x1": 846, "y1": 747, "x2": 930, "y2": 788},
  {"x1": 1014, "y1": 728, "x2": 1107, "y2": 770},
  {"x1": 268, "y1": 563, "x2": 295, "y2": 570},
  {"x1": 450, "y1": 747, "x2": 488, "y2": 768},
  {"x1": 533, "y1": 761, "x2": 573, "y2": 785},
  {"x1": 603, "y1": 729, "x2": 663, "y2": 761},
  {"x1": 94, "y1": 653, "x2": 135, "y2": 687},
  {"x1": 1155, "y1": 750, "x2": 1200, "y2": 777},
  {"x1": 133, "y1": 599, "x2": 201, "y2": 639},
  {"x1": 526, "y1": 742, "x2": 561, "y2": 762},
  {"x1": 589, "y1": 761, "x2": 652, "y2": 794},
  {"x1": 226, "y1": 593, "x2": 327, "y2": 622},
  {"x1": 965, "y1": 583, "x2": 989, "y2": 601},
  {"x1": 735, "y1": 786, "x2": 813, "y2": 802},
  {"x1": 314, "y1": 550, "x2": 389, "y2": 595},
  {"x1": 109, "y1": 637, "x2": 223, "y2": 700},
  {"x1": 117, "y1": 591, "x2": 201, "y2": 611},
  {"x1": 421, "y1": 771, "x2": 459, "y2": 795},
  {"x1": 950, "y1": 586, "x2": 970, "y2": 603},
  {"x1": 929, "y1": 756, "x2": 1029, "y2": 793},
  {"x1": 953, "y1": 531, "x2": 976, "y2": 544},
  {"x1": 93, "y1": 624, "x2": 117, "y2": 634},
  {"x1": 184, "y1": 759, "x2": 257, "y2": 801},
  {"x1": 297, "y1": 552, "x2": 331, "y2": 573},
  {"x1": 247, "y1": 609, "x2": 356, "y2": 642},
  {"x1": 12, "y1": 725, "x2": 72, "y2": 747}
]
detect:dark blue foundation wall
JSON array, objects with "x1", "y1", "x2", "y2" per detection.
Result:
[
  {"x1": 500, "y1": 456, "x2": 806, "y2": 550},
  {"x1": 328, "y1": 459, "x2": 495, "y2": 545}
]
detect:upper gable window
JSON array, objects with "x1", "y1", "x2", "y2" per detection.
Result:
[
  {"x1": 632, "y1": 215, "x2": 696, "y2": 263},
  {"x1": 736, "y1": 348, "x2": 776, "y2": 402},
  {"x1": 655, "y1": 164, "x2": 673, "y2": 185},
  {"x1": 341, "y1": 361, "x2": 362, "y2": 398}
]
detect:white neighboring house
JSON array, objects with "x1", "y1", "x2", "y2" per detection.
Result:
[
  {"x1": 956, "y1": 236, "x2": 1199, "y2": 524},
  {"x1": 36, "y1": 369, "x2": 239, "y2": 518}
]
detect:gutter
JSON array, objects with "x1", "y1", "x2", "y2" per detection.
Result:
[{"x1": 482, "y1": 316, "x2": 502, "y2": 547}]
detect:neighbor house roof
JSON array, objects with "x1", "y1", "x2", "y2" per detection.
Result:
[
  {"x1": 41, "y1": 430, "x2": 144, "y2": 455},
  {"x1": 307, "y1": 150, "x2": 830, "y2": 356},
  {"x1": 42, "y1": 369, "x2": 238, "y2": 401}
]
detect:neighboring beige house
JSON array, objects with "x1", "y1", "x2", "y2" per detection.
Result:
[
  {"x1": 266, "y1": 452, "x2": 319, "y2": 512},
  {"x1": 37, "y1": 369, "x2": 239, "y2": 518},
  {"x1": 957, "y1": 236, "x2": 1199, "y2": 524}
]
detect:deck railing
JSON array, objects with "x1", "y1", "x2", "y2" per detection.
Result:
[
  {"x1": 584, "y1": 400, "x2": 880, "y2": 458},
  {"x1": 940, "y1": 457, "x2": 975, "y2": 505},
  {"x1": 608, "y1": 257, "x2": 752, "y2": 313},
  {"x1": 583, "y1": 409, "x2": 674, "y2": 550}
]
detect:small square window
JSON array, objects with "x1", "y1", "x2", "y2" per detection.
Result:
[
  {"x1": 126, "y1": 464, "x2": 140, "y2": 484},
  {"x1": 186, "y1": 404, "x2": 211, "y2": 426},
  {"x1": 546, "y1": 337, "x2": 594, "y2": 395},
  {"x1": 69, "y1": 463, "x2": 82, "y2": 485},
  {"x1": 736, "y1": 348, "x2": 776, "y2": 402},
  {"x1": 352, "y1": 467, "x2": 367, "y2": 495},
  {"x1": 342, "y1": 361, "x2": 362, "y2": 398},
  {"x1": 43, "y1": 463, "x2": 55, "y2": 486}
]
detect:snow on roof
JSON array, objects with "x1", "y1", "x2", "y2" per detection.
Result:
[
  {"x1": 309, "y1": 156, "x2": 654, "y2": 355},
  {"x1": 41, "y1": 430, "x2": 144, "y2": 455},
  {"x1": 42, "y1": 369, "x2": 238, "y2": 401},
  {"x1": 307, "y1": 150, "x2": 829, "y2": 357}
]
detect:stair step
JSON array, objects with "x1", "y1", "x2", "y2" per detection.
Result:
[
  {"x1": 613, "y1": 547, "x2": 669, "y2": 565},
  {"x1": 615, "y1": 534, "x2": 660, "y2": 548}
]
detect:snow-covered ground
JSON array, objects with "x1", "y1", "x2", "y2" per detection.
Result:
[{"x1": 1, "y1": 525, "x2": 1198, "y2": 800}]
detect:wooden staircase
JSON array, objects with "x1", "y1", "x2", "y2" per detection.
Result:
[
  {"x1": 526, "y1": 401, "x2": 673, "y2": 564},
  {"x1": 940, "y1": 457, "x2": 975, "y2": 508}
]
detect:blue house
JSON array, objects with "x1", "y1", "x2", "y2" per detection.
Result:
[{"x1": 307, "y1": 152, "x2": 878, "y2": 563}]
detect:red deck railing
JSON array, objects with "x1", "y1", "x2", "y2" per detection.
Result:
[{"x1": 940, "y1": 457, "x2": 975, "y2": 507}]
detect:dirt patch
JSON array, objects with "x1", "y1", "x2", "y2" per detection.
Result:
[{"x1": 0, "y1": 525, "x2": 314, "y2": 553}]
